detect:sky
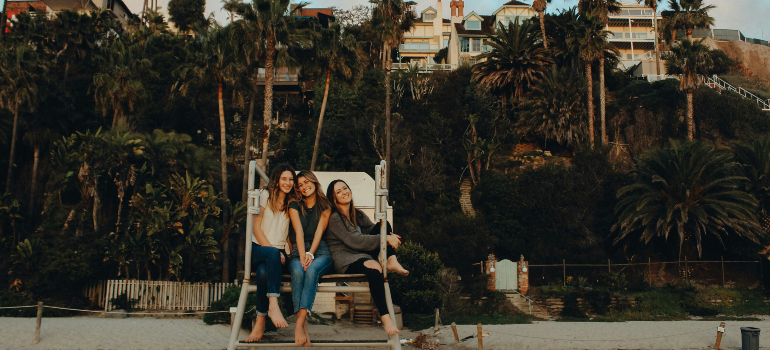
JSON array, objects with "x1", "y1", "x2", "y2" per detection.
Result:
[{"x1": 116, "y1": 0, "x2": 770, "y2": 40}]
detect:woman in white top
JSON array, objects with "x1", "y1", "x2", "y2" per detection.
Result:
[{"x1": 245, "y1": 164, "x2": 296, "y2": 343}]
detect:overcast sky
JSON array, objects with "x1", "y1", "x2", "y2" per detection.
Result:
[{"x1": 117, "y1": 0, "x2": 770, "y2": 40}]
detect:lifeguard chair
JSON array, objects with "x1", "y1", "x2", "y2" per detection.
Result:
[{"x1": 227, "y1": 160, "x2": 402, "y2": 350}]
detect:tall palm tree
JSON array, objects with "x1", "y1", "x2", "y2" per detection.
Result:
[
  {"x1": 370, "y1": 0, "x2": 415, "y2": 183},
  {"x1": 226, "y1": 0, "x2": 313, "y2": 165},
  {"x1": 566, "y1": 13, "x2": 605, "y2": 148},
  {"x1": 473, "y1": 19, "x2": 552, "y2": 117},
  {"x1": 667, "y1": 0, "x2": 715, "y2": 41},
  {"x1": 732, "y1": 137, "x2": 770, "y2": 230},
  {"x1": 175, "y1": 24, "x2": 239, "y2": 282},
  {"x1": 664, "y1": 39, "x2": 712, "y2": 141},
  {"x1": 577, "y1": 0, "x2": 621, "y2": 23},
  {"x1": 0, "y1": 44, "x2": 42, "y2": 195},
  {"x1": 637, "y1": 0, "x2": 662, "y2": 75},
  {"x1": 92, "y1": 38, "x2": 151, "y2": 129},
  {"x1": 532, "y1": 0, "x2": 551, "y2": 49},
  {"x1": 310, "y1": 22, "x2": 361, "y2": 171},
  {"x1": 613, "y1": 140, "x2": 763, "y2": 258},
  {"x1": 517, "y1": 65, "x2": 587, "y2": 148}
]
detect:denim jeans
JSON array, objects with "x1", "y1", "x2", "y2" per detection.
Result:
[
  {"x1": 251, "y1": 243, "x2": 284, "y2": 316},
  {"x1": 288, "y1": 240, "x2": 333, "y2": 313}
]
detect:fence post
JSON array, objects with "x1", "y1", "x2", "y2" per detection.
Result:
[
  {"x1": 563, "y1": 259, "x2": 566, "y2": 287},
  {"x1": 648, "y1": 258, "x2": 652, "y2": 285},
  {"x1": 34, "y1": 302, "x2": 42, "y2": 344},
  {"x1": 685, "y1": 256, "x2": 689, "y2": 285},
  {"x1": 434, "y1": 308, "x2": 440, "y2": 331},
  {"x1": 721, "y1": 256, "x2": 725, "y2": 287},
  {"x1": 477, "y1": 323, "x2": 483, "y2": 350},
  {"x1": 608, "y1": 259, "x2": 611, "y2": 273},
  {"x1": 451, "y1": 322, "x2": 459, "y2": 343}
]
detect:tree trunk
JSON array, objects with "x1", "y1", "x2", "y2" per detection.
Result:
[
  {"x1": 652, "y1": 5, "x2": 661, "y2": 75},
  {"x1": 5, "y1": 103, "x2": 19, "y2": 195},
  {"x1": 586, "y1": 62, "x2": 595, "y2": 148},
  {"x1": 218, "y1": 79, "x2": 230, "y2": 283},
  {"x1": 62, "y1": 62, "x2": 71, "y2": 90},
  {"x1": 112, "y1": 108, "x2": 120, "y2": 129},
  {"x1": 501, "y1": 93, "x2": 507, "y2": 119},
  {"x1": 539, "y1": 11, "x2": 548, "y2": 49},
  {"x1": 311, "y1": 68, "x2": 331, "y2": 171},
  {"x1": 686, "y1": 91, "x2": 694, "y2": 141},
  {"x1": 261, "y1": 36, "x2": 276, "y2": 164},
  {"x1": 28, "y1": 145, "x2": 39, "y2": 217},
  {"x1": 599, "y1": 56, "x2": 607, "y2": 145},
  {"x1": 384, "y1": 43, "x2": 392, "y2": 188},
  {"x1": 237, "y1": 93, "x2": 256, "y2": 275}
]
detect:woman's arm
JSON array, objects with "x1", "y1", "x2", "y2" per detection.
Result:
[
  {"x1": 252, "y1": 206, "x2": 272, "y2": 247},
  {"x1": 308, "y1": 208, "x2": 331, "y2": 256},
  {"x1": 289, "y1": 208, "x2": 306, "y2": 260},
  {"x1": 327, "y1": 212, "x2": 380, "y2": 252}
]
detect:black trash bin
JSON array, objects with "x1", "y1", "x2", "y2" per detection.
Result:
[{"x1": 741, "y1": 327, "x2": 760, "y2": 350}]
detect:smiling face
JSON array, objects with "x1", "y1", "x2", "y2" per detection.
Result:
[
  {"x1": 333, "y1": 181, "x2": 353, "y2": 207},
  {"x1": 278, "y1": 171, "x2": 294, "y2": 194},
  {"x1": 297, "y1": 176, "x2": 316, "y2": 198}
]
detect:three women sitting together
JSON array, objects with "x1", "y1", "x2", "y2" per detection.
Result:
[{"x1": 247, "y1": 164, "x2": 409, "y2": 345}]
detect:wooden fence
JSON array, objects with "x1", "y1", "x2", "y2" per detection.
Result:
[{"x1": 84, "y1": 280, "x2": 232, "y2": 311}]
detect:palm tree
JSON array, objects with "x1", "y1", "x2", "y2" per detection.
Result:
[
  {"x1": 613, "y1": 140, "x2": 763, "y2": 258},
  {"x1": 175, "y1": 24, "x2": 239, "y2": 282},
  {"x1": 577, "y1": 0, "x2": 621, "y2": 22},
  {"x1": 92, "y1": 38, "x2": 151, "y2": 129},
  {"x1": 732, "y1": 137, "x2": 770, "y2": 230},
  {"x1": 226, "y1": 0, "x2": 313, "y2": 165},
  {"x1": 473, "y1": 19, "x2": 552, "y2": 117},
  {"x1": 532, "y1": 0, "x2": 552, "y2": 49},
  {"x1": 637, "y1": 0, "x2": 662, "y2": 75},
  {"x1": 310, "y1": 22, "x2": 361, "y2": 171},
  {"x1": 566, "y1": 13, "x2": 605, "y2": 148},
  {"x1": 664, "y1": 39, "x2": 712, "y2": 141},
  {"x1": 0, "y1": 44, "x2": 42, "y2": 195},
  {"x1": 370, "y1": 0, "x2": 415, "y2": 183},
  {"x1": 667, "y1": 0, "x2": 715, "y2": 41},
  {"x1": 517, "y1": 66, "x2": 587, "y2": 148}
]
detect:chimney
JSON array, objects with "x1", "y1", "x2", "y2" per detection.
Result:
[{"x1": 457, "y1": 0, "x2": 464, "y2": 17}]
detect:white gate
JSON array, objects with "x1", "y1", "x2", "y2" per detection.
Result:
[{"x1": 494, "y1": 259, "x2": 518, "y2": 291}]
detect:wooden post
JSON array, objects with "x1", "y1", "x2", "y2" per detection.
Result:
[
  {"x1": 563, "y1": 259, "x2": 566, "y2": 286},
  {"x1": 477, "y1": 323, "x2": 483, "y2": 350},
  {"x1": 721, "y1": 256, "x2": 725, "y2": 287},
  {"x1": 685, "y1": 256, "x2": 689, "y2": 285},
  {"x1": 34, "y1": 302, "x2": 42, "y2": 344},
  {"x1": 451, "y1": 322, "x2": 459, "y2": 343},
  {"x1": 608, "y1": 259, "x2": 611, "y2": 273},
  {"x1": 714, "y1": 322, "x2": 725, "y2": 350},
  {"x1": 648, "y1": 257, "x2": 652, "y2": 285},
  {"x1": 434, "y1": 308, "x2": 440, "y2": 331}
]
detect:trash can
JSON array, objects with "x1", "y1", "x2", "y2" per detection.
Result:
[{"x1": 741, "y1": 327, "x2": 760, "y2": 350}]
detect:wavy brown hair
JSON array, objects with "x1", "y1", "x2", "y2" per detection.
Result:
[
  {"x1": 326, "y1": 179, "x2": 358, "y2": 229},
  {"x1": 266, "y1": 164, "x2": 296, "y2": 215},
  {"x1": 294, "y1": 171, "x2": 331, "y2": 215}
]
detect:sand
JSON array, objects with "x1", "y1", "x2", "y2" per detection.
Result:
[{"x1": 2, "y1": 315, "x2": 770, "y2": 349}]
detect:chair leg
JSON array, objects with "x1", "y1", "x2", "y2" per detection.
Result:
[
  {"x1": 383, "y1": 281, "x2": 402, "y2": 350},
  {"x1": 227, "y1": 283, "x2": 251, "y2": 350}
]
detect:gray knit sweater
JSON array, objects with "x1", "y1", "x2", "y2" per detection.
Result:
[{"x1": 325, "y1": 209, "x2": 379, "y2": 273}]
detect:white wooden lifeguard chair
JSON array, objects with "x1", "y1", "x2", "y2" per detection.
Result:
[{"x1": 227, "y1": 160, "x2": 402, "y2": 350}]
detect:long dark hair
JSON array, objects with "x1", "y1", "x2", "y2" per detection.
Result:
[
  {"x1": 326, "y1": 179, "x2": 358, "y2": 229},
  {"x1": 294, "y1": 170, "x2": 331, "y2": 215},
  {"x1": 266, "y1": 164, "x2": 296, "y2": 215}
]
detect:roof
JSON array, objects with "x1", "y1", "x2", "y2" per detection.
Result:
[
  {"x1": 455, "y1": 15, "x2": 496, "y2": 36},
  {"x1": 421, "y1": 6, "x2": 436, "y2": 14},
  {"x1": 297, "y1": 8, "x2": 334, "y2": 17},
  {"x1": 503, "y1": 0, "x2": 529, "y2": 5}
]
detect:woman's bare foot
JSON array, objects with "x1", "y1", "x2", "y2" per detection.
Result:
[
  {"x1": 303, "y1": 319, "x2": 311, "y2": 347},
  {"x1": 381, "y1": 314, "x2": 400, "y2": 336},
  {"x1": 245, "y1": 316, "x2": 266, "y2": 342},
  {"x1": 387, "y1": 256, "x2": 409, "y2": 276},
  {"x1": 294, "y1": 320, "x2": 307, "y2": 345},
  {"x1": 267, "y1": 298, "x2": 288, "y2": 328}
]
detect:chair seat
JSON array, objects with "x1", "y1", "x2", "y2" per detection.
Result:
[{"x1": 249, "y1": 273, "x2": 368, "y2": 284}]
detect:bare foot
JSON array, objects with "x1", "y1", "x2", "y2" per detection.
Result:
[
  {"x1": 268, "y1": 307, "x2": 288, "y2": 328},
  {"x1": 294, "y1": 318, "x2": 307, "y2": 345},
  {"x1": 245, "y1": 316, "x2": 265, "y2": 342},
  {"x1": 303, "y1": 319, "x2": 311, "y2": 347},
  {"x1": 381, "y1": 315, "x2": 400, "y2": 336},
  {"x1": 387, "y1": 256, "x2": 409, "y2": 276}
]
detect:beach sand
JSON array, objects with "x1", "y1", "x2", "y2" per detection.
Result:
[{"x1": 2, "y1": 315, "x2": 769, "y2": 349}]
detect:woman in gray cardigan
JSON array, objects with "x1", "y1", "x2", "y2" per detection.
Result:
[{"x1": 325, "y1": 179, "x2": 408, "y2": 336}]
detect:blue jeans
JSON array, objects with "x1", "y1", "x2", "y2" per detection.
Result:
[
  {"x1": 288, "y1": 240, "x2": 333, "y2": 313},
  {"x1": 251, "y1": 243, "x2": 284, "y2": 316}
]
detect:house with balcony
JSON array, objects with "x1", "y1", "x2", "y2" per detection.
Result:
[
  {"x1": 399, "y1": 0, "x2": 452, "y2": 66},
  {"x1": 607, "y1": 1, "x2": 665, "y2": 75}
]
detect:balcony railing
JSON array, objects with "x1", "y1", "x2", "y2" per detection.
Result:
[
  {"x1": 608, "y1": 32, "x2": 652, "y2": 40},
  {"x1": 391, "y1": 62, "x2": 457, "y2": 72},
  {"x1": 399, "y1": 43, "x2": 441, "y2": 52},
  {"x1": 256, "y1": 68, "x2": 299, "y2": 83}
]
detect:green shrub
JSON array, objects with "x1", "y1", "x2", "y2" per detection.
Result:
[
  {"x1": 204, "y1": 285, "x2": 284, "y2": 332},
  {"x1": 584, "y1": 289, "x2": 613, "y2": 315},
  {"x1": 561, "y1": 292, "x2": 588, "y2": 318},
  {"x1": 389, "y1": 242, "x2": 444, "y2": 314}
]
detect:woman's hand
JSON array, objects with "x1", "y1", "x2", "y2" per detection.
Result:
[
  {"x1": 280, "y1": 253, "x2": 286, "y2": 265},
  {"x1": 386, "y1": 234, "x2": 401, "y2": 249},
  {"x1": 301, "y1": 253, "x2": 313, "y2": 270}
]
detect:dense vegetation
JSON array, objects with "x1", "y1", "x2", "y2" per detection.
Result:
[{"x1": 1, "y1": 0, "x2": 769, "y2": 321}]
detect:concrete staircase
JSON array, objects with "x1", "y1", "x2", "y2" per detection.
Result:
[{"x1": 506, "y1": 293, "x2": 551, "y2": 319}]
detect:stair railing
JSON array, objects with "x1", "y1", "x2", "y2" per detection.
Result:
[{"x1": 701, "y1": 74, "x2": 770, "y2": 111}]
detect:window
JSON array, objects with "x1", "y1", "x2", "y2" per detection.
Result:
[
  {"x1": 629, "y1": 10, "x2": 642, "y2": 16},
  {"x1": 444, "y1": 39, "x2": 449, "y2": 48},
  {"x1": 465, "y1": 20, "x2": 481, "y2": 30},
  {"x1": 423, "y1": 13, "x2": 436, "y2": 21},
  {"x1": 471, "y1": 38, "x2": 481, "y2": 52},
  {"x1": 632, "y1": 32, "x2": 649, "y2": 39},
  {"x1": 460, "y1": 38, "x2": 469, "y2": 52}
]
